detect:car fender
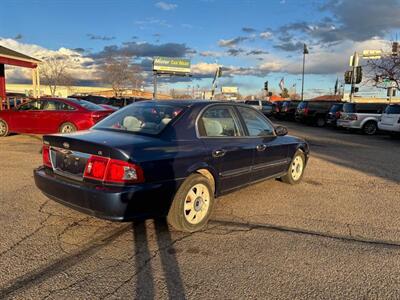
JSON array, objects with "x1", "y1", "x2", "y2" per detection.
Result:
[
  {"x1": 360, "y1": 116, "x2": 378, "y2": 128},
  {"x1": 185, "y1": 162, "x2": 220, "y2": 195}
]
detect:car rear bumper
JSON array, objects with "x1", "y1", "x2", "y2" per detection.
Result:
[
  {"x1": 378, "y1": 123, "x2": 400, "y2": 132},
  {"x1": 34, "y1": 167, "x2": 180, "y2": 221},
  {"x1": 336, "y1": 119, "x2": 360, "y2": 129}
]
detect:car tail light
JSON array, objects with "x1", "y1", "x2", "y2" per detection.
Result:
[
  {"x1": 91, "y1": 112, "x2": 107, "y2": 123},
  {"x1": 83, "y1": 155, "x2": 144, "y2": 184},
  {"x1": 348, "y1": 114, "x2": 358, "y2": 121},
  {"x1": 105, "y1": 159, "x2": 144, "y2": 183},
  {"x1": 335, "y1": 111, "x2": 341, "y2": 118},
  {"x1": 84, "y1": 155, "x2": 109, "y2": 180},
  {"x1": 42, "y1": 144, "x2": 52, "y2": 168},
  {"x1": 304, "y1": 108, "x2": 309, "y2": 116}
]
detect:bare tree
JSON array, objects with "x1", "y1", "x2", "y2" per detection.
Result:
[
  {"x1": 40, "y1": 56, "x2": 74, "y2": 97},
  {"x1": 100, "y1": 57, "x2": 143, "y2": 97},
  {"x1": 366, "y1": 55, "x2": 400, "y2": 91}
]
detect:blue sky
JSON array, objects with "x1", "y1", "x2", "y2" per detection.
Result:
[{"x1": 1, "y1": 0, "x2": 400, "y2": 96}]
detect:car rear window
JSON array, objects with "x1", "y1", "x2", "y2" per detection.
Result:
[
  {"x1": 67, "y1": 98, "x2": 105, "y2": 111},
  {"x1": 245, "y1": 101, "x2": 259, "y2": 105},
  {"x1": 329, "y1": 104, "x2": 343, "y2": 113},
  {"x1": 93, "y1": 102, "x2": 186, "y2": 135},
  {"x1": 343, "y1": 103, "x2": 356, "y2": 113},
  {"x1": 384, "y1": 105, "x2": 400, "y2": 114},
  {"x1": 297, "y1": 101, "x2": 308, "y2": 109}
]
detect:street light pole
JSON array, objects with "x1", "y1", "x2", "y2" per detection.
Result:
[{"x1": 301, "y1": 43, "x2": 308, "y2": 101}]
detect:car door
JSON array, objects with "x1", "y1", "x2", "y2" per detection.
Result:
[
  {"x1": 236, "y1": 106, "x2": 289, "y2": 182},
  {"x1": 10, "y1": 100, "x2": 42, "y2": 133},
  {"x1": 197, "y1": 104, "x2": 254, "y2": 193},
  {"x1": 39, "y1": 99, "x2": 70, "y2": 133}
]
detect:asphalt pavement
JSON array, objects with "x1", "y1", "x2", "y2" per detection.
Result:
[{"x1": 1, "y1": 122, "x2": 400, "y2": 299}]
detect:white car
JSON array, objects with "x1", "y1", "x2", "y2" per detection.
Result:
[{"x1": 378, "y1": 104, "x2": 400, "y2": 135}]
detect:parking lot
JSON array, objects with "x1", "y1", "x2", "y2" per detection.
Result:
[{"x1": 1, "y1": 121, "x2": 400, "y2": 299}]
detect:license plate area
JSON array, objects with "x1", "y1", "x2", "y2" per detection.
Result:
[{"x1": 50, "y1": 147, "x2": 90, "y2": 181}]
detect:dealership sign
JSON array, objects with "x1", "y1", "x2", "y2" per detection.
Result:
[
  {"x1": 153, "y1": 57, "x2": 191, "y2": 74},
  {"x1": 221, "y1": 86, "x2": 238, "y2": 94}
]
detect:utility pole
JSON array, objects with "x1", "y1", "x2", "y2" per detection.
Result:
[
  {"x1": 153, "y1": 72, "x2": 158, "y2": 100},
  {"x1": 349, "y1": 51, "x2": 359, "y2": 103},
  {"x1": 301, "y1": 43, "x2": 309, "y2": 101}
]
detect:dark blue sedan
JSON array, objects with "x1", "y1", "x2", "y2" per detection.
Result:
[{"x1": 34, "y1": 100, "x2": 309, "y2": 232}]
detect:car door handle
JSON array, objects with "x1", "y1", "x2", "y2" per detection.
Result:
[
  {"x1": 212, "y1": 149, "x2": 226, "y2": 158},
  {"x1": 256, "y1": 144, "x2": 267, "y2": 151}
]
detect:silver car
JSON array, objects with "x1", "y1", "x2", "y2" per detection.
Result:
[
  {"x1": 337, "y1": 103, "x2": 387, "y2": 135},
  {"x1": 378, "y1": 104, "x2": 400, "y2": 135},
  {"x1": 244, "y1": 100, "x2": 273, "y2": 116}
]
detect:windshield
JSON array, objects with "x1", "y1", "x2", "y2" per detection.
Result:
[
  {"x1": 67, "y1": 98, "x2": 105, "y2": 111},
  {"x1": 343, "y1": 103, "x2": 356, "y2": 113},
  {"x1": 93, "y1": 102, "x2": 186, "y2": 135}
]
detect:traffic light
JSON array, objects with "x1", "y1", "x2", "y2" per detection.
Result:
[
  {"x1": 387, "y1": 88, "x2": 396, "y2": 97},
  {"x1": 264, "y1": 81, "x2": 268, "y2": 91},
  {"x1": 355, "y1": 66, "x2": 362, "y2": 84},
  {"x1": 344, "y1": 71, "x2": 352, "y2": 84},
  {"x1": 392, "y1": 42, "x2": 399, "y2": 56}
]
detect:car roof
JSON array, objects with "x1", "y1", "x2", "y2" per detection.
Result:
[{"x1": 140, "y1": 100, "x2": 241, "y2": 107}]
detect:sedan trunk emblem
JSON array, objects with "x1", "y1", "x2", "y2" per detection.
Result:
[{"x1": 63, "y1": 142, "x2": 70, "y2": 149}]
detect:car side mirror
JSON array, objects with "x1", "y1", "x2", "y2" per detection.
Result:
[{"x1": 275, "y1": 125, "x2": 288, "y2": 136}]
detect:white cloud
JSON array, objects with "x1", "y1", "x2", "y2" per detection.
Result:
[
  {"x1": 155, "y1": 1, "x2": 177, "y2": 10},
  {"x1": 259, "y1": 31, "x2": 273, "y2": 40},
  {"x1": 0, "y1": 38, "x2": 99, "y2": 83}
]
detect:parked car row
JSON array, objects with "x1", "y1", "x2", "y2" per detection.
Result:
[
  {"x1": 69, "y1": 94, "x2": 147, "y2": 109},
  {"x1": 262, "y1": 99, "x2": 400, "y2": 137}
]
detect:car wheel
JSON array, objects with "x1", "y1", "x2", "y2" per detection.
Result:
[
  {"x1": 362, "y1": 121, "x2": 377, "y2": 135},
  {"x1": 167, "y1": 173, "x2": 214, "y2": 232},
  {"x1": 281, "y1": 150, "x2": 306, "y2": 184},
  {"x1": 316, "y1": 116, "x2": 326, "y2": 127},
  {"x1": 59, "y1": 122, "x2": 77, "y2": 133},
  {"x1": 0, "y1": 119, "x2": 9, "y2": 137}
]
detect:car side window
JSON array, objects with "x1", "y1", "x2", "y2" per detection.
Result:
[
  {"x1": 237, "y1": 106, "x2": 275, "y2": 137},
  {"x1": 199, "y1": 106, "x2": 242, "y2": 137},
  {"x1": 42, "y1": 100, "x2": 58, "y2": 111},
  {"x1": 18, "y1": 100, "x2": 42, "y2": 111}
]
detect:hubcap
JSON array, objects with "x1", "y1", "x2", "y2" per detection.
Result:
[
  {"x1": 0, "y1": 121, "x2": 6, "y2": 135},
  {"x1": 61, "y1": 125, "x2": 75, "y2": 133},
  {"x1": 184, "y1": 183, "x2": 210, "y2": 225},
  {"x1": 291, "y1": 155, "x2": 304, "y2": 181}
]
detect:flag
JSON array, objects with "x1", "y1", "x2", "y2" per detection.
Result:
[
  {"x1": 303, "y1": 43, "x2": 309, "y2": 54},
  {"x1": 334, "y1": 77, "x2": 339, "y2": 95},
  {"x1": 279, "y1": 78, "x2": 285, "y2": 91}
]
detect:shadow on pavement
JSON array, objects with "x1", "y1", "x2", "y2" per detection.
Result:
[{"x1": 133, "y1": 219, "x2": 186, "y2": 300}]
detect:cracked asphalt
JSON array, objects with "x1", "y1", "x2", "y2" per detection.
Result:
[{"x1": 1, "y1": 121, "x2": 400, "y2": 299}]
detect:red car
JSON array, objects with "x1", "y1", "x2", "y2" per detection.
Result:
[{"x1": 0, "y1": 98, "x2": 115, "y2": 136}]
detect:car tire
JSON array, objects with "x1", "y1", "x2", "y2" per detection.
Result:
[
  {"x1": 59, "y1": 122, "x2": 77, "y2": 133},
  {"x1": 281, "y1": 150, "x2": 306, "y2": 185},
  {"x1": 167, "y1": 173, "x2": 215, "y2": 232},
  {"x1": 0, "y1": 119, "x2": 9, "y2": 137},
  {"x1": 316, "y1": 116, "x2": 326, "y2": 127},
  {"x1": 362, "y1": 121, "x2": 377, "y2": 135}
]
